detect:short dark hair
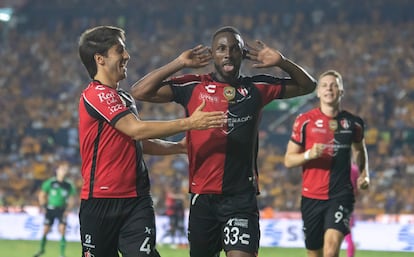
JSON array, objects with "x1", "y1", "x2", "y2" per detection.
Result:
[
  {"x1": 212, "y1": 26, "x2": 246, "y2": 52},
  {"x1": 78, "y1": 26, "x2": 126, "y2": 79}
]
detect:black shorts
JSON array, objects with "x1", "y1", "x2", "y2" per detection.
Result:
[
  {"x1": 79, "y1": 196, "x2": 159, "y2": 257},
  {"x1": 44, "y1": 208, "x2": 66, "y2": 226},
  {"x1": 301, "y1": 196, "x2": 354, "y2": 250},
  {"x1": 188, "y1": 191, "x2": 260, "y2": 257}
]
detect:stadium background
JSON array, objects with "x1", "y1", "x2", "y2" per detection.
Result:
[{"x1": 0, "y1": 0, "x2": 413, "y2": 251}]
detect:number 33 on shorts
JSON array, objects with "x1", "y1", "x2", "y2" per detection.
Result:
[{"x1": 223, "y1": 218, "x2": 251, "y2": 246}]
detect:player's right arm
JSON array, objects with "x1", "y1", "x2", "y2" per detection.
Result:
[
  {"x1": 114, "y1": 100, "x2": 225, "y2": 141},
  {"x1": 285, "y1": 142, "x2": 325, "y2": 168},
  {"x1": 352, "y1": 140, "x2": 370, "y2": 190},
  {"x1": 131, "y1": 45, "x2": 211, "y2": 102}
]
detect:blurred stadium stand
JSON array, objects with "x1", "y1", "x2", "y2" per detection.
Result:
[{"x1": 0, "y1": 0, "x2": 414, "y2": 219}]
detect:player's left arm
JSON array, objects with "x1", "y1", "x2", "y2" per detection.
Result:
[
  {"x1": 245, "y1": 40, "x2": 316, "y2": 98},
  {"x1": 352, "y1": 139, "x2": 370, "y2": 190},
  {"x1": 142, "y1": 137, "x2": 187, "y2": 155}
]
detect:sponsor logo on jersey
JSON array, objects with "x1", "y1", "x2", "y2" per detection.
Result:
[
  {"x1": 199, "y1": 93, "x2": 219, "y2": 103},
  {"x1": 222, "y1": 110, "x2": 252, "y2": 135},
  {"x1": 315, "y1": 119, "x2": 323, "y2": 128},
  {"x1": 205, "y1": 84, "x2": 216, "y2": 93},
  {"x1": 95, "y1": 85, "x2": 106, "y2": 90}
]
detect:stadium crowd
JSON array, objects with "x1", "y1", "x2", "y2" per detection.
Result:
[{"x1": 0, "y1": 0, "x2": 413, "y2": 218}]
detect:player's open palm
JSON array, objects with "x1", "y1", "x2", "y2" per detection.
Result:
[
  {"x1": 178, "y1": 45, "x2": 212, "y2": 68},
  {"x1": 188, "y1": 100, "x2": 226, "y2": 130},
  {"x1": 246, "y1": 40, "x2": 284, "y2": 68}
]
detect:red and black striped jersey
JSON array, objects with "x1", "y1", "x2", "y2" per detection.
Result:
[
  {"x1": 168, "y1": 73, "x2": 286, "y2": 195},
  {"x1": 290, "y1": 108, "x2": 364, "y2": 200},
  {"x1": 78, "y1": 81, "x2": 149, "y2": 199}
]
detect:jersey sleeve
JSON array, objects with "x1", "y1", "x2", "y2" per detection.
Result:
[
  {"x1": 250, "y1": 75, "x2": 286, "y2": 106},
  {"x1": 353, "y1": 116, "x2": 365, "y2": 143},
  {"x1": 167, "y1": 74, "x2": 201, "y2": 107},
  {"x1": 290, "y1": 113, "x2": 308, "y2": 146},
  {"x1": 82, "y1": 84, "x2": 131, "y2": 125},
  {"x1": 41, "y1": 178, "x2": 52, "y2": 192}
]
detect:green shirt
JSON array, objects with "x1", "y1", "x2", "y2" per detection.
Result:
[{"x1": 41, "y1": 177, "x2": 76, "y2": 209}]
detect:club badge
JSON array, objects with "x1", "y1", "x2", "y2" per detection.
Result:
[
  {"x1": 223, "y1": 86, "x2": 235, "y2": 101},
  {"x1": 329, "y1": 120, "x2": 338, "y2": 131},
  {"x1": 340, "y1": 118, "x2": 350, "y2": 129}
]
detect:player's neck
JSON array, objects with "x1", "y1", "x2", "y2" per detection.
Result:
[
  {"x1": 94, "y1": 74, "x2": 119, "y2": 89},
  {"x1": 320, "y1": 104, "x2": 340, "y2": 118}
]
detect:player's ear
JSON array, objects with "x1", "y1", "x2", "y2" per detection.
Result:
[
  {"x1": 95, "y1": 53, "x2": 105, "y2": 65},
  {"x1": 242, "y1": 48, "x2": 248, "y2": 59}
]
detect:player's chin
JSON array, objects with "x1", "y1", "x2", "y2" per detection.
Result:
[
  {"x1": 120, "y1": 72, "x2": 127, "y2": 80},
  {"x1": 220, "y1": 70, "x2": 238, "y2": 80}
]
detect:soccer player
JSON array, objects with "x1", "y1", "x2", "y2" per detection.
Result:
[
  {"x1": 77, "y1": 26, "x2": 225, "y2": 257},
  {"x1": 33, "y1": 161, "x2": 76, "y2": 257},
  {"x1": 284, "y1": 70, "x2": 370, "y2": 257},
  {"x1": 131, "y1": 26, "x2": 316, "y2": 257}
]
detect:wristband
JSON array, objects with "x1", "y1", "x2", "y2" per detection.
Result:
[{"x1": 304, "y1": 150, "x2": 311, "y2": 161}]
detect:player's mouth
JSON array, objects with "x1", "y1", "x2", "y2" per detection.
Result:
[
  {"x1": 223, "y1": 62, "x2": 234, "y2": 72},
  {"x1": 120, "y1": 62, "x2": 127, "y2": 71}
]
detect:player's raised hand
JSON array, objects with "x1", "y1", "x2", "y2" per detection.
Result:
[
  {"x1": 245, "y1": 40, "x2": 284, "y2": 68},
  {"x1": 177, "y1": 45, "x2": 212, "y2": 69}
]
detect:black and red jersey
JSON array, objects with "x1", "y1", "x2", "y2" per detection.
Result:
[
  {"x1": 290, "y1": 108, "x2": 364, "y2": 200},
  {"x1": 78, "y1": 81, "x2": 149, "y2": 199},
  {"x1": 168, "y1": 73, "x2": 286, "y2": 195}
]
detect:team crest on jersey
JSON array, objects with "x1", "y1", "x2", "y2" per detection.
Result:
[
  {"x1": 329, "y1": 120, "x2": 338, "y2": 131},
  {"x1": 237, "y1": 87, "x2": 248, "y2": 97},
  {"x1": 223, "y1": 86, "x2": 236, "y2": 101},
  {"x1": 340, "y1": 118, "x2": 350, "y2": 129}
]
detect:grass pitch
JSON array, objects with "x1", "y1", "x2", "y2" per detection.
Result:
[{"x1": 0, "y1": 240, "x2": 412, "y2": 257}]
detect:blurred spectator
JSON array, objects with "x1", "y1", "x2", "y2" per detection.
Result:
[{"x1": 0, "y1": 0, "x2": 413, "y2": 217}]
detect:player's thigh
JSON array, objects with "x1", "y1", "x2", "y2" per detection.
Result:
[
  {"x1": 324, "y1": 197, "x2": 354, "y2": 235},
  {"x1": 301, "y1": 197, "x2": 325, "y2": 250},
  {"x1": 220, "y1": 192, "x2": 259, "y2": 255},
  {"x1": 57, "y1": 209, "x2": 67, "y2": 225},
  {"x1": 188, "y1": 194, "x2": 222, "y2": 257},
  {"x1": 119, "y1": 196, "x2": 158, "y2": 257},
  {"x1": 44, "y1": 209, "x2": 56, "y2": 226},
  {"x1": 79, "y1": 199, "x2": 124, "y2": 257}
]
